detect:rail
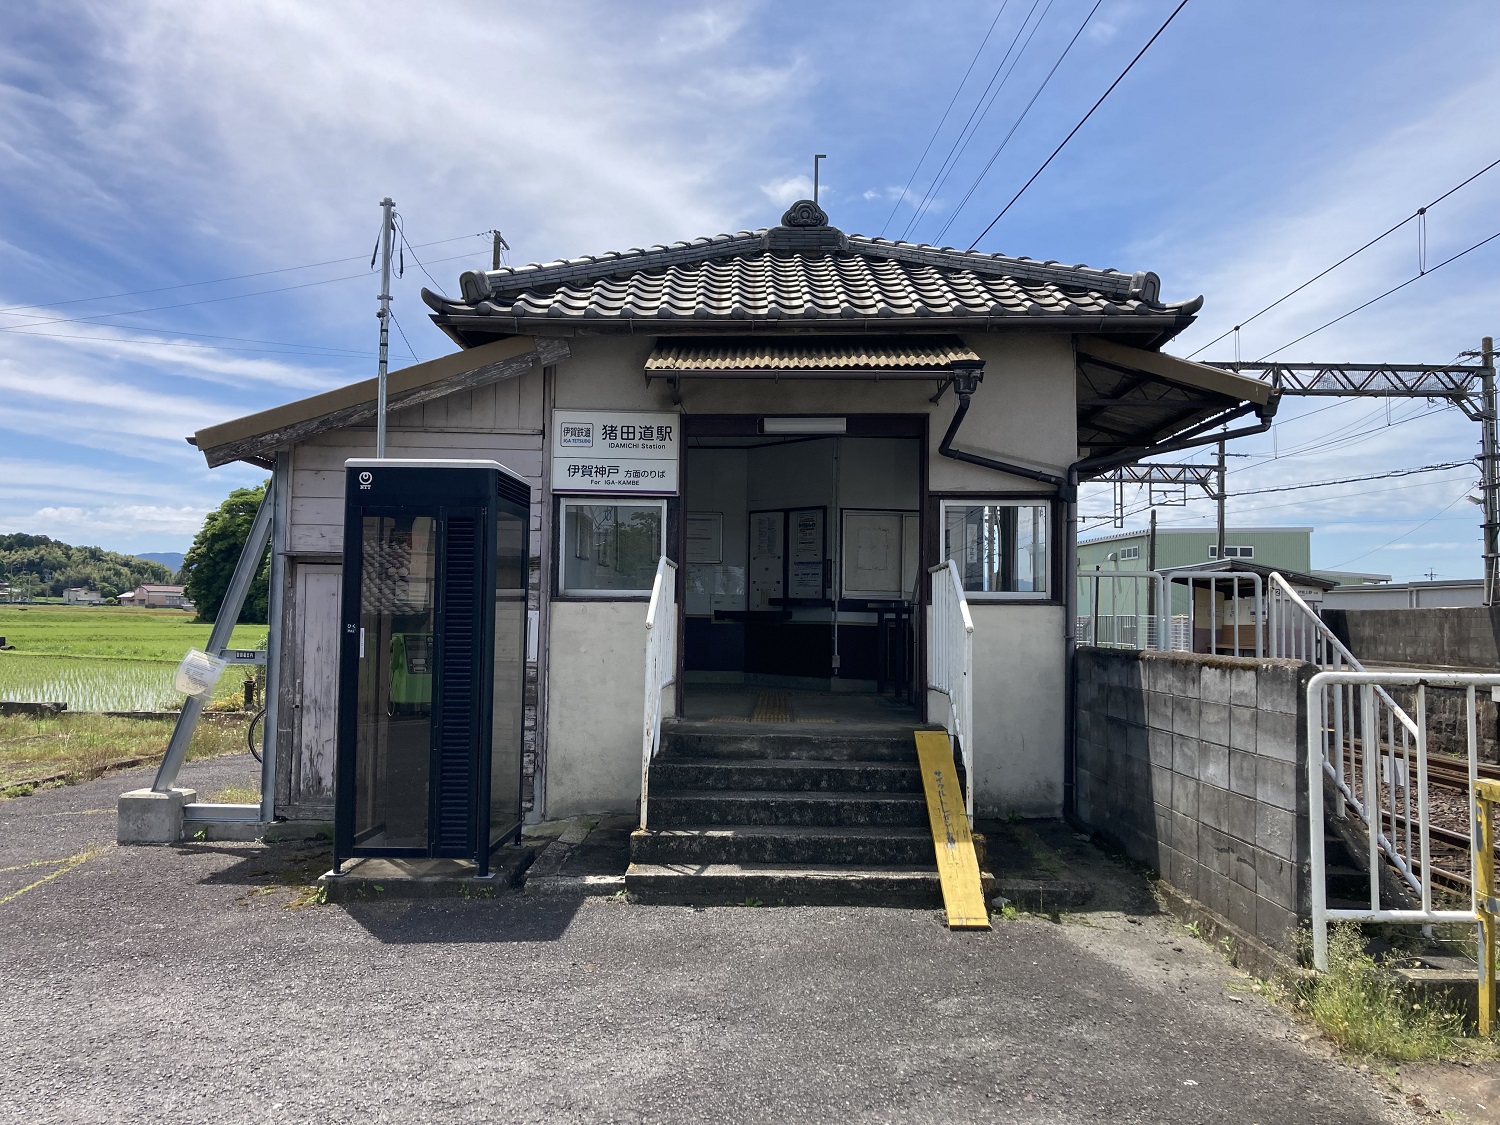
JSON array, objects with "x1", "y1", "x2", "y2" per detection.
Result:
[
  {"x1": 928, "y1": 560, "x2": 975, "y2": 824},
  {"x1": 1306, "y1": 670, "x2": 1500, "y2": 980},
  {"x1": 638, "y1": 557, "x2": 679, "y2": 831}
]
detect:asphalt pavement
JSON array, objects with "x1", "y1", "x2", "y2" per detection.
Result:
[{"x1": 0, "y1": 755, "x2": 1449, "y2": 1124}]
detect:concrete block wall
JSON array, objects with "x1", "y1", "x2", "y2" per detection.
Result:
[{"x1": 1074, "y1": 648, "x2": 1313, "y2": 954}]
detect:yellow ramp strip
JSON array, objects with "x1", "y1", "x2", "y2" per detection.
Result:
[{"x1": 914, "y1": 731, "x2": 990, "y2": 930}]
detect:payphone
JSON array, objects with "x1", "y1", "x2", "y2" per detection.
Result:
[{"x1": 332, "y1": 459, "x2": 529, "y2": 877}]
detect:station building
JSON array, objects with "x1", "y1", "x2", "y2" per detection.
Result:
[{"x1": 189, "y1": 199, "x2": 1275, "y2": 827}]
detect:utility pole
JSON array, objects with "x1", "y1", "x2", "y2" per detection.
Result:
[
  {"x1": 1215, "y1": 439, "x2": 1227, "y2": 563},
  {"x1": 491, "y1": 229, "x2": 509, "y2": 272},
  {"x1": 813, "y1": 154, "x2": 826, "y2": 204},
  {"x1": 1483, "y1": 335, "x2": 1498, "y2": 606},
  {"x1": 374, "y1": 197, "x2": 395, "y2": 458}
]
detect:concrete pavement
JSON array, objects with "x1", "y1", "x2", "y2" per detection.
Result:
[{"x1": 0, "y1": 755, "x2": 1454, "y2": 1124}]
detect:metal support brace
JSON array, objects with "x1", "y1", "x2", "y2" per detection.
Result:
[{"x1": 150, "y1": 482, "x2": 275, "y2": 793}]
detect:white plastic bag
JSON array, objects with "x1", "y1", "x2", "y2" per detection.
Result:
[{"x1": 175, "y1": 649, "x2": 227, "y2": 698}]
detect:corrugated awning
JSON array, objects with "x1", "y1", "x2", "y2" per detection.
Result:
[{"x1": 644, "y1": 335, "x2": 981, "y2": 379}]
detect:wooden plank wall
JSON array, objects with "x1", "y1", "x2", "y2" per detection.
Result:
[{"x1": 278, "y1": 365, "x2": 547, "y2": 818}]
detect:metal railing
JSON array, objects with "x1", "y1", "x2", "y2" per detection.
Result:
[
  {"x1": 1076, "y1": 569, "x2": 1166, "y2": 651},
  {"x1": 928, "y1": 560, "x2": 975, "y2": 824},
  {"x1": 638, "y1": 557, "x2": 678, "y2": 831},
  {"x1": 1163, "y1": 568, "x2": 1264, "y2": 657},
  {"x1": 1307, "y1": 670, "x2": 1500, "y2": 975}
]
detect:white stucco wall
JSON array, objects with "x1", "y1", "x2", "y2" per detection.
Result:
[
  {"x1": 546, "y1": 332, "x2": 1076, "y2": 817},
  {"x1": 967, "y1": 603, "x2": 1067, "y2": 816},
  {"x1": 545, "y1": 599, "x2": 649, "y2": 817}
]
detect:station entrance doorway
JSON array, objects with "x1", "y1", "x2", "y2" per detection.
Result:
[{"x1": 680, "y1": 416, "x2": 924, "y2": 722}]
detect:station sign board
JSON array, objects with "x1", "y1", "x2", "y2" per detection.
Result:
[{"x1": 551, "y1": 409, "x2": 680, "y2": 495}]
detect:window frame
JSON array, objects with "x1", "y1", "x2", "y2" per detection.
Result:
[
  {"x1": 939, "y1": 498, "x2": 1052, "y2": 602},
  {"x1": 556, "y1": 497, "x2": 669, "y2": 599}
]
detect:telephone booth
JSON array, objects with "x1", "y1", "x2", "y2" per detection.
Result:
[{"x1": 332, "y1": 459, "x2": 530, "y2": 877}]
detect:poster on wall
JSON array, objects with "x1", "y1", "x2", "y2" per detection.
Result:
[
  {"x1": 552, "y1": 409, "x2": 680, "y2": 494},
  {"x1": 842, "y1": 509, "x2": 915, "y2": 599},
  {"x1": 686, "y1": 513, "x2": 723, "y2": 564},
  {"x1": 749, "y1": 511, "x2": 784, "y2": 610}
]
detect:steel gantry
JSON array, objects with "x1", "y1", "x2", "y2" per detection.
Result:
[{"x1": 1087, "y1": 341, "x2": 1499, "y2": 602}]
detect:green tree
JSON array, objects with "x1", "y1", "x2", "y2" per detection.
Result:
[{"x1": 181, "y1": 482, "x2": 271, "y2": 624}]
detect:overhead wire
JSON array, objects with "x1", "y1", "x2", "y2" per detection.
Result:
[
  {"x1": 1327, "y1": 488, "x2": 1477, "y2": 569},
  {"x1": 0, "y1": 249, "x2": 485, "y2": 336},
  {"x1": 1183, "y1": 156, "x2": 1500, "y2": 359},
  {"x1": 0, "y1": 232, "x2": 489, "y2": 315},
  {"x1": 1256, "y1": 229, "x2": 1500, "y2": 360},
  {"x1": 898, "y1": 0, "x2": 1049, "y2": 242},
  {"x1": 967, "y1": 0, "x2": 1192, "y2": 249},
  {"x1": 880, "y1": 0, "x2": 1012, "y2": 237},
  {"x1": 934, "y1": 0, "x2": 1105, "y2": 244}
]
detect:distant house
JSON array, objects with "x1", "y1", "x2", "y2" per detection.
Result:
[
  {"x1": 63, "y1": 588, "x2": 104, "y2": 605},
  {"x1": 115, "y1": 590, "x2": 136, "y2": 606},
  {"x1": 131, "y1": 584, "x2": 193, "y2": 610}
]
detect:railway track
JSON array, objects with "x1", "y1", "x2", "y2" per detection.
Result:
[{"x1": 1333, "y1": 751, "x2": 1493, "y2": 895}]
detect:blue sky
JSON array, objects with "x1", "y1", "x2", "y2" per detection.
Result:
[{"x1": 1, "y1": 1, "x2": 1497, "y2": 579}]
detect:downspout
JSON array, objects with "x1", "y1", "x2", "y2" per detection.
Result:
[
  {"x1": 936, "y1": 362, "x2": 1080, "y2": 819},
  {"x1": 936, "y1": 360, "x2": 1277, "y2": 825},
  {"x1": 938, "y1": 364, "x2": 1073, "y2": 500}
]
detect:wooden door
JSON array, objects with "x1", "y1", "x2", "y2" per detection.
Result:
[{"x1": 292, "y1": 563, "x2": 341, "y2": 808}]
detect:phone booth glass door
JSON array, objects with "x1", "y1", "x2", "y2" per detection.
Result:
[{"x1": 333, "y1": 460, "x2": 530, "y2": 876}]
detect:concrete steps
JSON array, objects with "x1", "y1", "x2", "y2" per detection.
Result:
[
  {"x1": 628, "y1": 723, "x2": 991, "y2": 907},
  {"x1": 649, "y1": 790, "x2": 929, "y2": 829},
  {"x1": 627, "y1": 862, "x2": 995, "y2": 908},
  {"x1": 648, "y1": 757, "x2": 924, "y2": 794}
]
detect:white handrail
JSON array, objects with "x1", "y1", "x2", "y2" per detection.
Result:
[
  {"x1": 1160, "y1": 568, "x2": 1264, "y2": 657},
  {"x1": 1307, "y1": 669, "x2": 1495, "y2": 971},
  {"x1": 638, "y1": 557, "x2": 679, "y2": 830},
  {"x1": 928, "y1": 560, "x2": 975, "y2": 824},
  {"x1": 1076, "y1": 569, "x2": 1168, "y2": 651}
]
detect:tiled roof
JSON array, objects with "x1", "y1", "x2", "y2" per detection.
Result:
[
  {"x1": 422, "y1": 202, "x2": 1201, "y2": 337},
  {"x1": 645, "y1": 335, "x2": 981, "y2": 374}
]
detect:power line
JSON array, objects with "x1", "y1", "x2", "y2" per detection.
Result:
[
  {"x1": 968, "y1": 0, "x2": 1192, "y2": 250},
  {"x1": 1327, "y1": 488, "x2": 1476, "y2": 569},
  {"x1": 0, "y1": 250, "x2": 484, "y2": 335},
  {"x1": 1257, "y1": 229, "x2": 1500, "y2": 360},
  {"x1": 388, "y1": 310, "x2": 421, "y2": 363},
  {"x1": 934, "y1": 0, "x2": 1104, "y2": 245},
  {"x1": 880, "y1": 1, "x2": 1011, "y2": 237},
  {"x1": 1231, "y1": 461, "x2": 1472, "y2": 497},
  {"x1": 0, "y1": 233, "x2": 488, "y2": 316},
  {"x1": 899, "y1": 0, "x2": 1049, "y2": 242},
  {"x1": 0, "y1": 328, "x2": 378, "y2": 359},
  {"x1": 1183, "y1": 156, "x2": 1500, "y2": 360}
]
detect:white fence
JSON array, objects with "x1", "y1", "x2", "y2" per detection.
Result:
[
  {"x1": 1076, "y1": 569, "x2": 1166, "y2": 650},
  {"x1": 638, "y1": 557, "x2": 678, "y2": 831},
  {"x1": 927, "y1": 560, "x2": 975, "y2": 824},
  {"x1": 1306, "y1": 669, "x2": 1497, "y2": 970}
]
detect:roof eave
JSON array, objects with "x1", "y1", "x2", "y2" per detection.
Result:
[{"x1": 429, "y1": 312, "x2": 1197, "y2": 339}]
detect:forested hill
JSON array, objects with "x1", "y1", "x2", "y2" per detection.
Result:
[{"x1": 0, "y1": 534, "x2": 174, "y2": 598}]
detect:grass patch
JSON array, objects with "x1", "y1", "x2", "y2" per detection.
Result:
[
  {"x1": 208, "y1": 784, "x2": 260, "y2": 804},
  {"x1": 1294, "y1": 924, "x2": 1495, "y2": 1061},
  {"x1": 0, "y1": 605, "x2": 266, "y2": 661},
  {"x1": 0, "y1": 712, "x2": 249, "y2": 791}
]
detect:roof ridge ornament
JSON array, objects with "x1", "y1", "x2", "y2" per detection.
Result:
[{"x1": 781, "y1": 198, "x2": 829, "y2": 228}]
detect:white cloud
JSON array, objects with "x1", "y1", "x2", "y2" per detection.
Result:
[
  {"x1": 762, "y1": 175, "x2": 814, "y2": 207},
  {"x1": 2, "y1": 504, "x2": 208, "y2": 539}
]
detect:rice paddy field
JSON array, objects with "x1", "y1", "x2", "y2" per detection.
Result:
[
  {"x1": 0, "y1": 606, "x2": 266, "y2": 793},
  {"x1": 0, "y1": 605, "x2": 267, "y2": 712}
]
